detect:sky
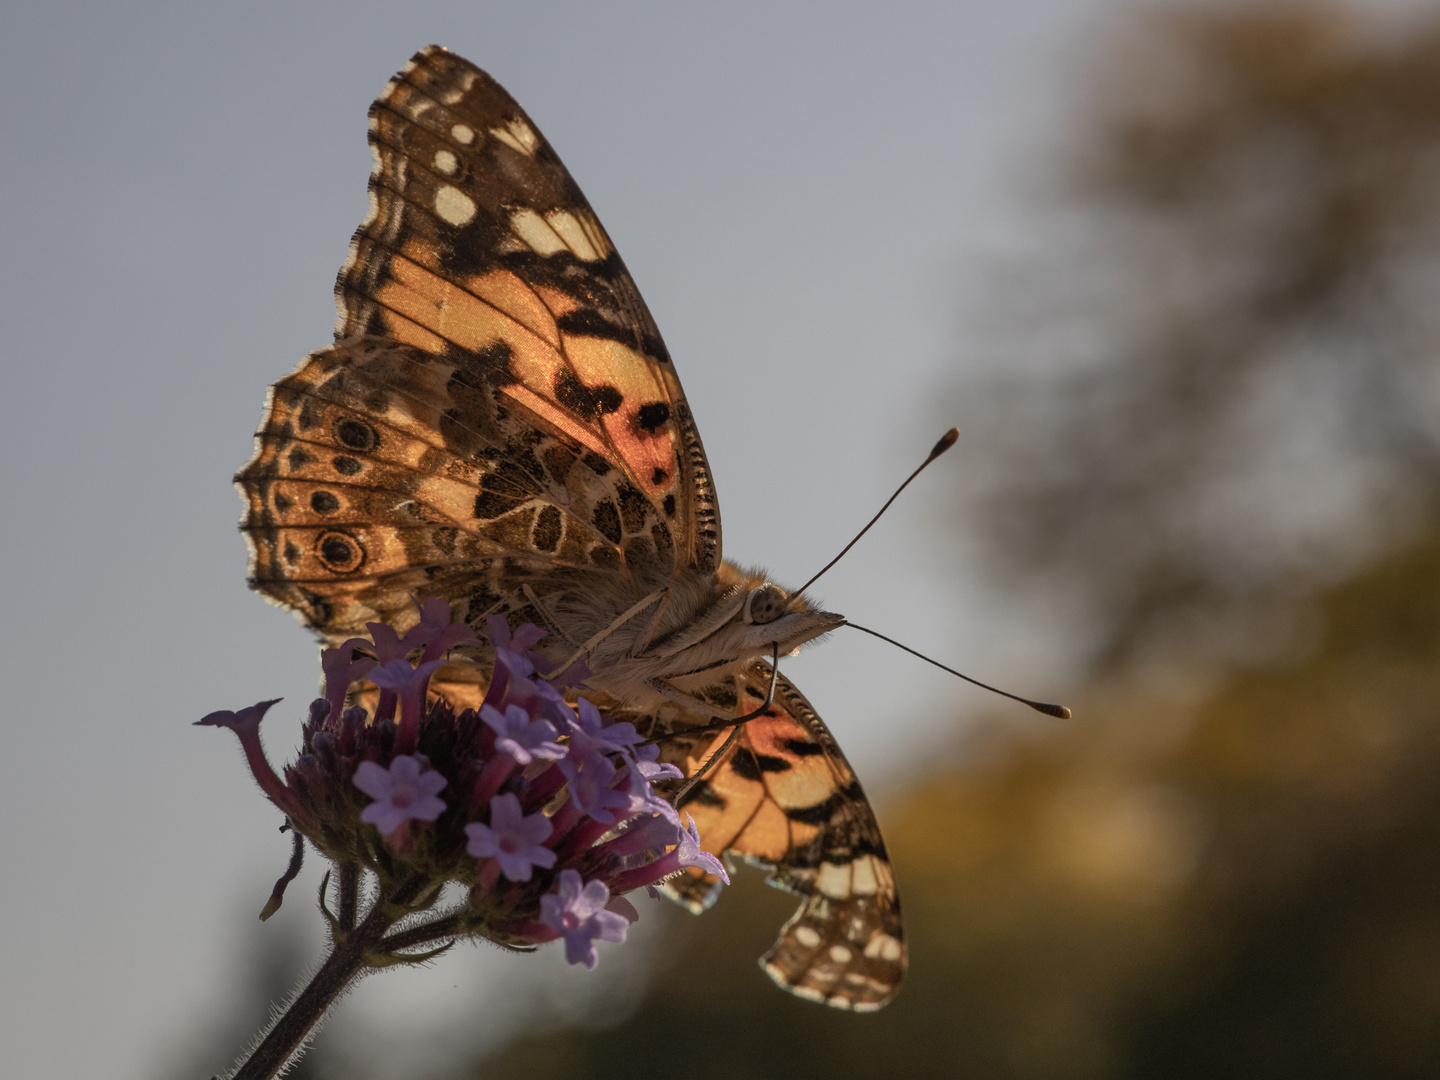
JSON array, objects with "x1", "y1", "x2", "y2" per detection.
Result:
[{"x1": 0, "y1": 1, "x2": 1122, "y2": 1076}]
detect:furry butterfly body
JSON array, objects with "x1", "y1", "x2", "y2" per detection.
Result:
[{"x1": 238, "y1": 45, "x2": 906, "y2": 1009}]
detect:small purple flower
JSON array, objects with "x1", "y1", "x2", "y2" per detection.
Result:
[
  {"x1": 353, "y1": 754, "x2": 447, "y2": 835},
  {"x1": 672, "y1": 813, "x2": 728, "y2": 880},
  {"x1": 486, "y1": 615, "x2": 547, "y2": 674},
  {"x1": 636, "y1": 758, "x2": 684, "y2": 784},
  {"x1": 319, "y1": 645, "x2": 377, "y2": 723},
  {"x1": 369, "y1": 657, "x2": 448, "y2": 753},
  {"x1": 558, "y1": 749, "x2": 632, "y2": 824},
  {"x1": 616, "y1": 759, "x2": 682, "y2": 819},
  {"x1": 367, "y1": 657, "x2": 446, "y2": 696},
  {"x1": 602, "y1": 812, "x2": 683, "y2": 860},
  {"x1": 567, "y1": 697, "x2": 644, "y2": 759},
  {"x1": 481, "y1": 703, "x2": 566, "y2": 765},
  {"x1": 465, "y1": 793, "x2": 556, "y2": 881},
  {"x1": 407, "y1": 597, "x2": 479, "y2": 663},
  {"x1": 501, "y1": 673, "x2": 575, "y2": 730},
  {"x1": 539, "y1": 869, "x2": 630, "y2": 969},
  {"x1": 364, "y1": 621, "x2": 412, "y2": 664},
  {"x1": 609, "y1": 813, "x2": 730, "y2": 895},
  {"x1": 197, "y1": 698, "x2": 309, "y2": 821}
]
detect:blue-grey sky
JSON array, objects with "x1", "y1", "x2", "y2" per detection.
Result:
[{"x1": 0, "y1": 1, "x2": 1126, "y2": 1075}]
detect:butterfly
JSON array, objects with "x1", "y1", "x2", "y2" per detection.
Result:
[{"x1": 237, "y1": 45, "x2": 906, "y2": 1010}]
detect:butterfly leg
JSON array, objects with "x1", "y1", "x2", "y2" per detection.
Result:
[
  {"x1": 539, "y1": 588, "x2": 669, "y2": 682},
  {"x1": 653, "y1": 650, "x2": 782, "y2": 807},
  {"x1": 630, "y1": 588, "x2": 672, "y2": 658},
  {"x1": 643, "y1": 645, "x2": 782, "y2": 743},
  {"x1": 520, "y1": 584, "x2": 583, "y2": 649}
]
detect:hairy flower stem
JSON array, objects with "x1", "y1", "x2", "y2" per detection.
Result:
[
  {"x1": 338, "y1": 862, "x2": 360, "y2": 932},
  {"x1": 226, "y1": 874, "x2": 425, "y2": 1080}
]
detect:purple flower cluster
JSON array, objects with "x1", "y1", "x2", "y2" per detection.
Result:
[{"x1": 198, "y1": 599, "x2": 726, "y2": 968}]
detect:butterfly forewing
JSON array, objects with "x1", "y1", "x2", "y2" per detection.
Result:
[
  {"x1": 237, "y1": 44, "x2": 906, "y2": 1011},
  {"x1": 337, "y1": 46, "x2": 718, "y2": 574}
]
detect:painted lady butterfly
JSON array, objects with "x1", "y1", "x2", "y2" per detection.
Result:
[{"x1": 237, "y1": 45, "x2": 906, "y2": 1009}]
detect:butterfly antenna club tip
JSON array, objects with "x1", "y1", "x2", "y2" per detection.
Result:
[
  {"x1": 797, "y1": 426, "x2": 961, "y2": 596},
  {"x1": 927, "y1": 427, "x2": 959, "y2": 462},
  {"x1": 845, "y1": 621, "x2": 1072, "y2": 720}
]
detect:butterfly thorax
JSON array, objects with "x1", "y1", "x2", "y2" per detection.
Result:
[{"x1": 531, "y1": 561, "x2": 842, "y2": 712}]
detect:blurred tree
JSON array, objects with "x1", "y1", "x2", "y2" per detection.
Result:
[
  {"x1": 954, "y1": 2, "x2": 1440, "y2": 673},
  {"x1": 439, "y1": 5, "x2": 1440, "y2": 1077}
]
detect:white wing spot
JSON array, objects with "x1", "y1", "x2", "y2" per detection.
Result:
[
  {"x1": 850, "y1": 855, "x2": 880, "y2": 896},
  {"x1": 433, "y1": 149, "x2": 458, "y2": 175},
  {"x1": 793, "y1": 925, "x2": 822, "y2": 949},
  {"x1": 816, "y1": 861, "x2": 852, "y2": 900},
  {"x1": 828, "y1": 944, "x2": 853, "y2": 963},
  {"x1": 434, "y1": 185, "x2": 477, "y2": 227},
  {"x1": 545, "y1": 210, "x2": 601, "y2": 261},
  {"x1": 439, "y1": 71, "x2": 476, "y2": 105},
  {"x1": 576, "y1": 210, "x2": 613, "y2": 259},
  {"x1": 863, "y1": 933, "x2": 904, "y2": 962},
  {"x1": 489, "y1": 117, "x2": 540, "y2": 155},
  {"x1": 451, "y1": 123, "x2": 475, "y2": 145},
  {"x1": 510, "y1": 208, "x2": 568, "y2": 256}
]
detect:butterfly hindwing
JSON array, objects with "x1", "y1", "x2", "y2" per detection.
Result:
[{"x1": 643, "y1": 663, "x2": 906, "y2": 1011}]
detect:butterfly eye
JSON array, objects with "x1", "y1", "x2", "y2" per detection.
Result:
[{"x1": 744, "y1": 584, "x2": 788, "y2": 625}]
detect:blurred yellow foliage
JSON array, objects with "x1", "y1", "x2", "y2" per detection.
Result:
[{"x1": 474, "y1": 524, "x2": 1440, "y2": 1080}]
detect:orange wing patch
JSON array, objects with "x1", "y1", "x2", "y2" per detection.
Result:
[
  {"x1": 651, "y1": 665, "x2": 907, "y2": 1011},
  {"x1": 333, "y1": 46, "x2": 721, "y2": 574}
]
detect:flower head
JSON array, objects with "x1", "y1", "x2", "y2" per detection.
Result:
[
  {"x1": 539, "y1": 869, "x2": 630, "y2": 968},
  {"x1": 353, "y1": 754, "x2": 447, "y2": 836},
  {"x1": 200, "y1": 608, "x2": 721, "y2": 975}
]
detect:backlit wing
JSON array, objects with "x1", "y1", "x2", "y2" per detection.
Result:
[
  {"x1": 639, "y1": 664, "x2": 907, "y2": 1011},
  {"x1": 238, "y1": 46, "x2": 719, "y2": 640}
]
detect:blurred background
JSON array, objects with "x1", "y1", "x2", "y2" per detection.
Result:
[{"x1": 4, "y1": 1, "x2": 1440, "y2": 1078}]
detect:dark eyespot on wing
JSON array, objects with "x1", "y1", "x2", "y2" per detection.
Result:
[
  {"x1": 310, "y1": 491, "x2": 340, "y2": 514},
  {"x1": 335, "y1": 417, "x2": 379, "y2": 451}
]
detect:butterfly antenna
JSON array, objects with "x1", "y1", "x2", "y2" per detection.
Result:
[
  {"x1": 796, "y1": 428, "x2": 959, "y2": 597},
  {"x1": 845, "y1": 621, "x2": 1072, "y2": 719}
]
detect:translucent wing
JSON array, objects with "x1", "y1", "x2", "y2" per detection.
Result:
[
  {"x1": 239, "y1": 46, "x2": 720, "y2": 639},
  {"x1": 638, "y1": 664, "x2": 907, "y2": 1011}
]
